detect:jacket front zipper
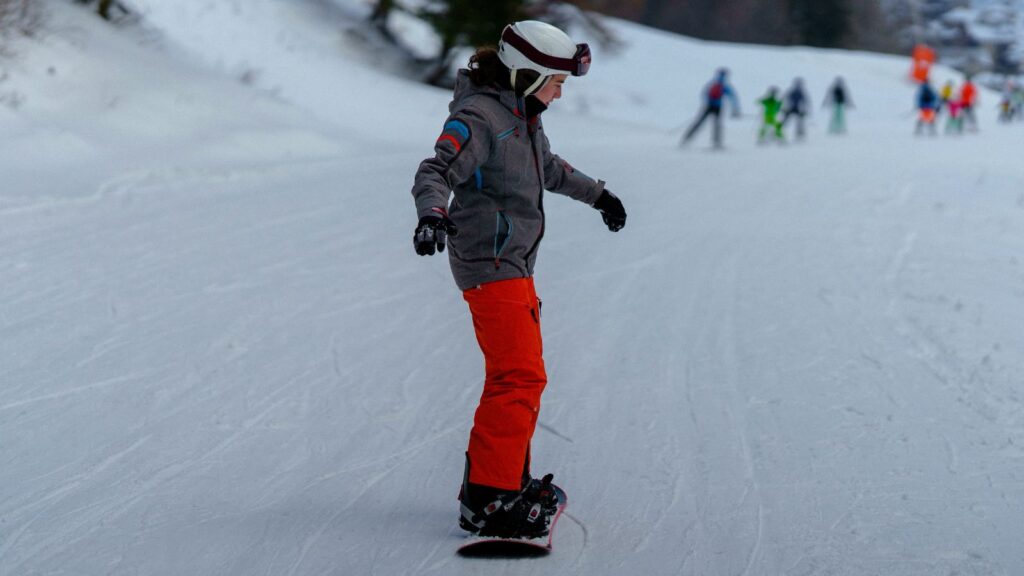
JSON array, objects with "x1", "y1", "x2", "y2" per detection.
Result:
[{"x1": 522, "y1": 124, "x2": 545, "y2": 264}]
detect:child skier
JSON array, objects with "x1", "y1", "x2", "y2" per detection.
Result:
[
  {"x1": 915, "y1": 79, "x2": 939, "y2": 136},
  {"x1": 959, "y1": 77, "x2": 979, "y2": 131},
  {"x1": 998, "y1": 81, "x2": 1016, "y2": 123},
  {"x1": 1013, "y1": 83, "x2": 1024, "y2": 120},
  {"x1": 998, "y1": 94, "x2": 1014, "y2": 123},
  {"x1": 410, "y1": 20, "x2": 627, "y2": 540},
  {"x1": 781, "y1": 77, "x2": 810, "y2": 140},
  {"x1": 823, "y1": 76, "x2": 852, "y2": 134},
  {"x1": 939, "y1": 80, "x2": 953, "y2": 111},
  {"x1": 681, "y1": 68, "x2": 741, "y2": 149},
  {"x1": 758, "y1": 86, "x2": 785, "y2": 144},
  {"x1": 945, "y1": 97, "x2": 964, "y2": 134}
]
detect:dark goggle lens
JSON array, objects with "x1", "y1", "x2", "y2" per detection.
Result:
[{"x1": 574, "y1": 43, "x2": 591, "y2": 76}]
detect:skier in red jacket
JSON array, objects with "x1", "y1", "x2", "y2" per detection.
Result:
[{"x1": 960, "y1": 77, "x2": 979, "y2": 132}]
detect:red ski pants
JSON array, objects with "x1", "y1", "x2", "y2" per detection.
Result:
[{"x1": 463, "y1": 278, "x2": 546, "y2": 491}]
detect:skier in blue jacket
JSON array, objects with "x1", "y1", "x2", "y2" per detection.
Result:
[
  {"x1": 681, "y1": 68, "x2": 741, "y2": 149},
  {"x1": 915, "y1": 79, "x2": 940, "y2": 136},
  {"x1": 781, "y1": 77, "x2": 810, "y2": 140}
]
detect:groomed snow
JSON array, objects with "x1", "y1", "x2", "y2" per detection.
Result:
[{"x1": 2, "y1": 2, "x2": 1023, "y2": 575}]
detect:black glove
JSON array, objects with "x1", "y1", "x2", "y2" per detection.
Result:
[
  {"x1": 593, "y1": 189, "x2": 626, "y2": 232},
  {"x1": 413, "y1": 211, "x2": 458, "y2": 256}
]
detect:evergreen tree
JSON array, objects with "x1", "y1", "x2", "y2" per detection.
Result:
[
  {"x1": 369, "y1": 0, "x2": 396, "y2": 41},
  {"x1": 788, "y1": 0, "x2": 852, "y2": 47},
  {"x1": 420, "y1": 0, "x2": 525, "y2": 86},
  {"x1": 73, "y1": 0, "x2": 130, "y2": 22},
  {"x1": 371, "y1": 0, "x2": 394, "y2": 25},
  {"x1": 1, "y1": 0, "x2": 42, "y2": 47}
]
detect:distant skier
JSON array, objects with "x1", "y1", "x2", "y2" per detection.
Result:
[
  {"x1": 998, "y1": 94, "x2": 1014, "y2": 123},
  {"x1": 757, "y1": 86, "x2": 785, "y2": 144},
  {"x1": 410, "y1": 20, "x2": 626, "y2": 540},
  {"x1": 781, "y1": 77, "x2": 810, "y2": 140},
  {"x1": 1013, "y1": 83, "x2": 1024, "y2": 120},
  {"x1": 823, "y1": 76, "x2": 852, "y2": 134},
  {"x1": 681, "y1": 67, "x2": 741, "y2": 149},
  {"x1": 945, "y1": 97, "x2": 964, "y2": 135},
  {"x1": 998, "y1": 81, "x2": 1016, "y2": 123},
  {"x1": 915, "y1": 79, "x2": 939, "y2": 136},
  {"x1": 959, "y1": 76, "x2": 979, "y2": 131},
  {"x1": 938, "y1": 80, "x2": 955, "y2": 117}
]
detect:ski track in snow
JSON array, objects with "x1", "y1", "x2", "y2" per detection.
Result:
[{"x1": 4, "y1": 127, "x2": 1023, "y2": 576}]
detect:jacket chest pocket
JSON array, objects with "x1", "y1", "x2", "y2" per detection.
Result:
[{"x1": 496, "y1": 128, "x2": 533, "y2": 192}]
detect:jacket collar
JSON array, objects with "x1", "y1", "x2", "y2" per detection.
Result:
[{"x1": 450, "y1": 69, "x2": 548, "y2": 122}]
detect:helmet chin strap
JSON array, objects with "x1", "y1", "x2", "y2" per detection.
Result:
[
  {"x1": 524, "y1": 75, "x2": 548, "y2": 97},
  {"x1": 510, "y1": 69, "x2": 549, "y2": 97}
]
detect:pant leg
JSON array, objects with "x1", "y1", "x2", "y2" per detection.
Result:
[
  {"x1": 711, "y1": 108, "x2": 723, "y2": 147},
  {"x1": 463, "y1": 278, "x2": 546, "y2": 491},
  {"x1": 682, "y1": 107, "x2": 711, "y2": 144},
  {"x1": 965, "y1": 106, "x2": 978, "y2": 130},
  {"x1": 831, "y1": 105, "x2": 845, "y2": 134}
]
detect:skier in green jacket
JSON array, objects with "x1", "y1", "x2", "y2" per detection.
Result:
[{"x1": 757, "y1": 86, "x2": 784, "y2": 144}]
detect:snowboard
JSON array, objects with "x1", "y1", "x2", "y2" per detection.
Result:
[{"x1": 457, "y1": 484, "x2": 567, "y2": 558}]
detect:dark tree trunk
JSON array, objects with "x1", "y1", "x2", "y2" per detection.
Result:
[
  {"x1": 370, "y1": 0, "x2": 394, "y2": 24},
  {"x1": 98, "y1": 0, "x2": 114, "y2": 20}
]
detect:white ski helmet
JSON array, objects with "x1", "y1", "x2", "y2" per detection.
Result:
[{"x1": 498, "y1": 20, "x2": 591, "y2": 96}]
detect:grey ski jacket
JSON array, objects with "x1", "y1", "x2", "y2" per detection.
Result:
[{"x1": 412, "y1": 70, "x2": 606, "y2": 291}]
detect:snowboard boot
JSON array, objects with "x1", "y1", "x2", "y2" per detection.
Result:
[{"x1": 458, "y1": 456, "x2": 559, "y2": 538}]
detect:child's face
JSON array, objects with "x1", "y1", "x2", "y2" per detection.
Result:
[{"x1": 535, "y1": 75, "x2": 568, "y2": 106}]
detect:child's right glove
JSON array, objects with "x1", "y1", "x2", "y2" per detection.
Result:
[{"x1": 413, "y1": 208, "x2": 458, "y2": 256}]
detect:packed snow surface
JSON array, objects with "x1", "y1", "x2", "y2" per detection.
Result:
[{"x1": 2, "y1": 1, "x2": 1023, "y2": 575}]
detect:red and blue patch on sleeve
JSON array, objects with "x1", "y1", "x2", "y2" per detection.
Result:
[{"x1": 437, "y1": 120, "x2": 470, "y2": 152}]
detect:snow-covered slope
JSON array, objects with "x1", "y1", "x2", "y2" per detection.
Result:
[
  {"x1": 2, "y1": 2, "x2": 1023, "y2": 576},
  {"x1": 0, "y1": 2, "x2": 349, "y2": 210}
]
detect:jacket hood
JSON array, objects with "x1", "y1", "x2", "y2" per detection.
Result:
[{"x1": 450, "y1": 69, "x2": 520, "y2": 115}]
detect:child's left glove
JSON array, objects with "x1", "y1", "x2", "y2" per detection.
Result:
[{"x1": 593, "y1": 190, "x2": 626, "y2": 232}]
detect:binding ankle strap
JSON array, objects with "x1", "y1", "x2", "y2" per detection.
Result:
[{"x1": 461, "y1": 492, "x2": 523, "y2": 529}]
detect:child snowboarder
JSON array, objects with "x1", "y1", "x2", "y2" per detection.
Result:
[
  {"x1": 823, "y1": 76, "x2": 852, "y2": 134},
  {"x1": 758, "y1": 86, "x2": 785, "y2": 144},
  {"x1": 410, "y1": 20, "x2": 626, "y2": 540},
  {"x1": 681, "y1": 68, "x2": 741, "y2": 149}
]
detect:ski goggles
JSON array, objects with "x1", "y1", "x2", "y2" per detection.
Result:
[{"x1": 501, "y1": 25, "x2": 592, "y2": 77}]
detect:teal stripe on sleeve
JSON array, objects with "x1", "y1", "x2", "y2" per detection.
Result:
[{"x1": 444, "y1": 120, "x2": 470, "y2": 140}]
